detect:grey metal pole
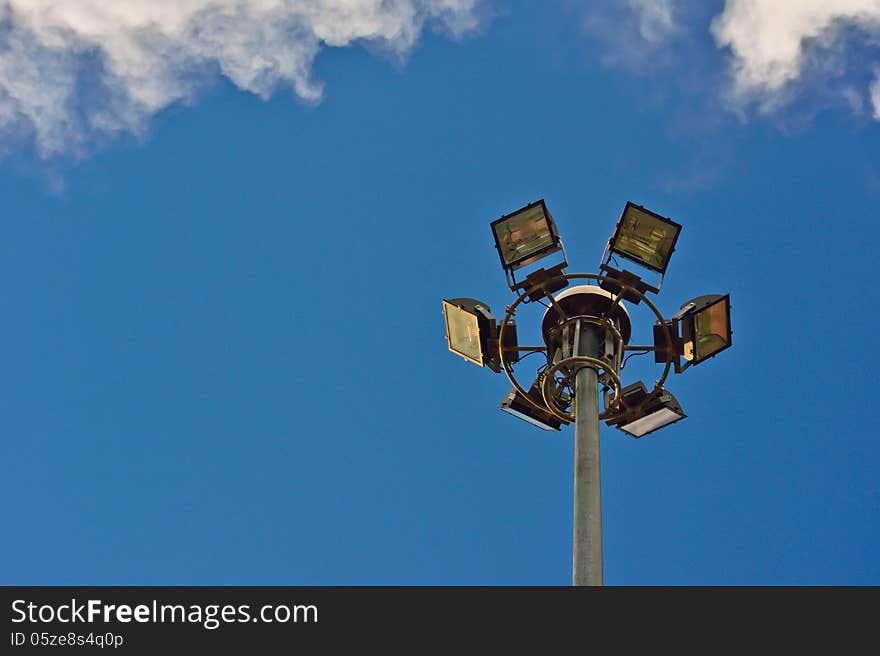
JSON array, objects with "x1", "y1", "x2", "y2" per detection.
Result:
[{"x1": 572, "y1": 325, "x2": 603, "y2": 586}]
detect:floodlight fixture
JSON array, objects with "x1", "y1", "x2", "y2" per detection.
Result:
[
  {"x1": 606, "y1": 382, "x2": 686, "y2": 438},
  {"x1": 442, "y1": 298, "x2": 518, "y2": 373},
  {"x1": 605, "y1": 202, "x2": 681, "y2": 276},
  {"x1": 442, "y1": 298, "x2": 495, "y2": 367},
  {"x1": 499, "y1": 382, "x2": 568, "y2": 431},
  {"x1": 681, "y1": 294, "x2": 732, "y2": 365},
  {"x1": 653, "y1": 294, "x2": 732, "y2": 372},
  {"x1": 491, "y1": 200, "x2": 567, "y2": 290}
]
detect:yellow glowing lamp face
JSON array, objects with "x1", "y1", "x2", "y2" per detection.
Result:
[
  {"x1": 683, "y1": 297, "x2": 731, "y2": 363},
  {"x1": 611, "y1": 205, "x2": 680, "y2": 273},
  {"x1": 694, "y1": 299, "x2": 730, "y2": 361},
  {"x1": 443, "y1": 301, "x2": 484, "y2": 365},
  {"x1": 495, "y1": 205, "x2": 555, "y2": 269}
]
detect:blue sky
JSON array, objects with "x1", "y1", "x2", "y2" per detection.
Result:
[{"x1": 1, "y1": 0, "x2": 878, "y2": 585}]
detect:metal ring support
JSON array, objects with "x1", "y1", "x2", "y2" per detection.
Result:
[
  {"x1": 547, "y1": 314, "x2": 626, "y2": 359},
  {"x1": 542, "y1": 356, "x2": 623, "y2": 423},
  {"x1": 497, "y1": 273, "x2": 676, "y2": 420}
]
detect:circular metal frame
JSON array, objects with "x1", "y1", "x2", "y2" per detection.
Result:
[
  {"x1": 542, "y1": 313, "x2": 626, "y2": 422},
  {"x1": 542, "y1": 356, "x2": 622, "y2": 422},
  {"x1": 497, "y1": 272, "x2": 675, "y2": 422},
  {"x1": 545, "y1": 314, "x2": 626, "y2": 357}
]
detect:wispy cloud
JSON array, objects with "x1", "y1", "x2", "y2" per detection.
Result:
[
  {"x1": 711, "y1": 0, "x2": 880, "y2": 120},
  {"x1": 581, "y1": 0, "x2": 684, "y2": 72},
  {"x1": 0, "y1": 0, "x2": 482, "y2": 158},
  {"x1": 872, "y1": 66, "x2": 880, "y2": 119},
  {"x1": 629, "y1": 0, "x2": 678, "y2": 44}
]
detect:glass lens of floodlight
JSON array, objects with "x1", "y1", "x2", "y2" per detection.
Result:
[
  {"x1": 694, "y1": 299, "x2": 730, "y2": 361},
  {"x1": 612, "y1": 206, "x2": 679, "y2": 272},
  {"x1": 443, "y1": 302, "x2": 483, "y2": 364},
  {"x1": 620, "y1": 407, "x2": 684, "y2": 437},
  {"x1": 499, "y1": 389, "x2": 561, "y2": 431},
  {"x1": 495, "y1": 205, "x2": 554, "y2": 268},
  {"x1": 500, "y1": 405, "x2": 559, "y2": 431}
]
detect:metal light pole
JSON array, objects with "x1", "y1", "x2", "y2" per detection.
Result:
[
  {"x1": 572, "y1": 324, "x2": 603, "y2": 586},
  {"x1": 442, "y1": 199, "x2": 733, "y2": 586},
  {"x1": 535, "y1": 288, "x2": 628, "y2": 586}
]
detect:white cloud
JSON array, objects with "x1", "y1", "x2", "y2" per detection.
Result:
[
  {"x1": 582, "y1": 0, "x2": 683, "y2": 72},
  {"x1": 872, "y1": 67, "x2": 880, "y2": 118},
  {"x1": 629, "y1": 0, "x2": 677, "y2": 44},
  {"x1": 711, "y1": 0, "x2": 880, "y2": 118},
  {"x1": 0, "y1": 0, "x2": 481, "y2": 157}
]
